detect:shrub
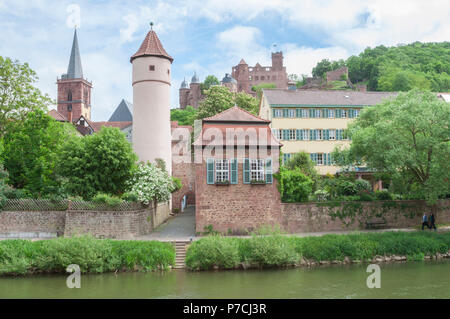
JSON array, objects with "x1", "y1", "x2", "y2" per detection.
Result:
[
  {"x1": 126, "y1": 162, "x2": 175, "y2": 204},
  {"x1": 121, "y1": 192, "x2": 139, "y2": 202},
  {"x1": 172, "y1": 177, "x2": 183, "y2": 193},
  {"x1": 91, "y1": 193, "x2": 123, "y2": 207},
  {"x1": 0, "y1": 236, "x2": 175, "y2": 276},
  {"x1": 276, "y1": 167, "x2": 314, "y2": 202},
  {"x1": 242, "y1": 236, "x2": 298, "y2": 267},
  {"x1": 375, "y1": 190, "x2": 394, "y2": 200},
  {"x1": 185, "y1": 236, "x2": 240, "y2": 270}
]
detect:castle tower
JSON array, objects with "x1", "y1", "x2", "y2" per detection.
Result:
[
  {"x1": 271, "y1": 51, "x2": 283, "y2": 70},
  {"x1": 188, "y1": 72, "x2": 201, "y2": 108},
  {"x1": 179, "y1": 78, "x2": 189, "y2": 109},
  {"x1": 232, "y1": 59, "x2": 250, "y2": 93},
  {"x1": 130, "y1": 24, "x2": 173, "y2": 174},
  {"x1": 57, "y1": 29, "x2": 92, "y2": 122}
]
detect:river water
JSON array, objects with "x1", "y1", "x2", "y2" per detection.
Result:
[{"x1": 0, "y1": 260, "x2": 449, "y2": 299}]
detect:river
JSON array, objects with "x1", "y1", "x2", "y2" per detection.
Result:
[{"x1": 0, "y1": 260, "x2": 449, "y2": 298}]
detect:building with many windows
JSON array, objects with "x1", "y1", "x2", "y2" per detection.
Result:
[{"x1": 259, "y1": 89, "x2": 398, "y2": 174}]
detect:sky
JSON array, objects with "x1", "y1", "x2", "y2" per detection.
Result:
[{"x1": 0, "y1": 0, "x2": 449, "y2": 121}]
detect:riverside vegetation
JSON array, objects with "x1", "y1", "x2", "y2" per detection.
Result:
[
  {"x1": 185, "y1": 231, "x2": 450, "y2": 271},
  {"x1": 0, "y1": 236, "x2": 175, "y2": 276}
]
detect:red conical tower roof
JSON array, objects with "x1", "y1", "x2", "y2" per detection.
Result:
[{"x1": 130, "y1": 28, "x2": 173, "y2": 63}]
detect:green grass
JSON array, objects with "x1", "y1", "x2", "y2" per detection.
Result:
[
  {"x1": 185, "y1": 231, "x2": 450, "y2": 270},
  {"x1": 0, "y1": 235, "x2": 175, "y2": 276}
]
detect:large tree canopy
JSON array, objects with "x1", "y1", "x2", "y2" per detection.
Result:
[
  {"x1": 0, "y1": 56, "x2": 53, "y2": 137},
  {"x1": 1, "y1": 110, "x2": 77, "y2": 197},
  {"x1": 170, "y1": 105, "x2": 198, "y2": 126},
  {"x1": 57, "y1": 127, "x2": 137, "y2": 199},
  {"x1": 333, "y1": 89, "x2": 450, "y2": 201},
  {"x1": 196, "y1": 86, "x2": 259, "y2": 119}
]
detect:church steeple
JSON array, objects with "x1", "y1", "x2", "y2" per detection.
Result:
[
  {"x1": 57, "y1": 28, "x2": 92, "y2": 121},
  {"x1": 66, "y1": 28, "x2": 83, "y2": 79}
]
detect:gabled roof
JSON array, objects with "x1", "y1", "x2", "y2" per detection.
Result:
[
  {"x1": 48, "y1": 109, "x2": 67, "y2": 122},
  {"x1": 65, "y1": 29, "x2": 83, "y2": 79},
  {"x1": 263, "y1": 89, "x2": 397, "y2": 106},
  {"x1": 203, "y1": 106, "x2": 270, "y2": 123},
  {"x1": 108, "y1": 99, "x2": 133, "y2": 122},
  {"x1": 130, "y1": 30, "x2": 173, "y2": 63}
]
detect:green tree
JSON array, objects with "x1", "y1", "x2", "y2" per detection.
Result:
[
  {"x1": 333, "y1": 89, "x2": 450, "y2": 201},
  {"x1": 197, "y1": 86, "x2": 259, "y2": 119},
  {"x1": 1, "y1": 110, "x2": 77, "y2": 197},
  {"x1": 200, "y1": 75, "x2": 220, "y2": 93},
  {"x1": 57, "y1": 126, "x2": 137, "y2": 199},
  {"x1": 234, "y1": 91, "x2": 259, "y2": 115},
  {"x1": 312, "y1": 59, "x2": 332, "y2": 78},
  {"x1": 0, "y1": 56, "x2": 53, "y2": 138},
  {"x1": 170, "y1": 106, "x2": 198, "y2": 126},
  {"x1": 275, "y1": 167, "x2": 314, "y2": 202},
  {"x1": 285, "y1": 151, "x2": 318, "y2": 179}
]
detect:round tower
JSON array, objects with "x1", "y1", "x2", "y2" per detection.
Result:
[{"x1": 130, "y1": 24, "x2": 173, "y2": 174}]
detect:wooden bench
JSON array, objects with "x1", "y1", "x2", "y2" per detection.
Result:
[{"x1": 365, "y1": 219, "x2": 387, "y2": 229}]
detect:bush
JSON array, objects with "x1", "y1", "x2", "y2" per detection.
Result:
[
  {"x1": 185, "y1": 231, "x2": 450, "y2": 270},
  {"x1": 0, "y1": 236, "x2": 175, "y2": 276},
  {"x1": 121, "y1": 192, "x2": 139, "y2": 202},
  {"x1": 276, "y1": 167, "x2": 314, "y2": 202},
  {"x1": 375, "y1": 190, "x2": 394, "y2": 200},
  {"x1": 185, "y1": 236, "x2": 240, "y2": 270},
  {"x1": 91, "y1": 193, "x2": 123, "y2": 207}
]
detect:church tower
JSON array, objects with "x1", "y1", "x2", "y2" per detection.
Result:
[
  {"x1": 130, "y1": 24, "x2": 173, "y2": 174},
  {"x1": 57, "y1": 29, "x2": 92, "y2": 122}
]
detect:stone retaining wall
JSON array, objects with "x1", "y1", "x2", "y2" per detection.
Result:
[
  {"x1": 281, "y1": 200, "x2": 450, "y2": 233},
  {"x1": 0, "y1": 202, "x2": 170, "y2": 239}
]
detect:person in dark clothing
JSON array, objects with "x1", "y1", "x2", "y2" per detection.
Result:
[
  {"x1": 422, "y1": 213, "x2": 430, "y2": 230},
  {"x1": 429, "y1": 213, "x2": 437, "y2": 231}
]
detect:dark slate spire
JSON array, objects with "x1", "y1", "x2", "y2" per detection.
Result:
[
  {"x1": 108, "y1": 99, "x2": 133, "y2": 122},
  {"x1": 66, "y1": 29, "x2": 83, "y2": 79}
]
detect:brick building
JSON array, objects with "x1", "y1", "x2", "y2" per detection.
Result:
[
  {"x1": 232, "y1": 52, "x2": 288, "y2": 94},
  {"x1": 192, "y1": 106, "x2": 282, "y2": 233}
]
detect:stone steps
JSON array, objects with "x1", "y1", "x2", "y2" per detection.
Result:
[{"x1": 173, "y1": 241, "x2": 190, "y2": 269}]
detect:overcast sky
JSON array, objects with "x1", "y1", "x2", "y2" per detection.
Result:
[{"x1": 0, "y1": 0, "x2": 448, "y2": 121}]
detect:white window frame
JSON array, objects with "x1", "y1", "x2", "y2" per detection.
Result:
[
  {"x1": 288, "y1": 109, "x2": 295, "y2": 118},
  {"x1": 329, "y1": 129, "x2": 336, "y2": 140},
  {"x1": 315, "y1": 109, "x2": 321, "y2": 118},
  {"x1": 301, "y1": 109, "x2": 309, "y2": 118},
  {"x1": 273, "y1": 109, "x2": 283, "y2": 118},
  {"x1": 316, "y1": 153, "x2": 323, "y2": 165},
  {"x1": 355, "y1": 109, "x2": 360, "y2": 117},
  {"x1": 250, "y1": 159, "x2": 265, "y2": 181},
  {"x1": 317, "y1": 129, "x2": 323, "y2": 140},
  {"x1": 328, "y1": 109, "x2": 334, "y2": 118},
  {"x1": 342, "y1": 109, "x2": 347, "y2": 118},
  {"x1": 289, "y1": 129, "x2": 296, "y2": 140},
  {"x1": 272, "y1": 129, "x2": 282, "y2": 140},
  {"x1": 302, "y1": 129, "x2": 309, "y2": 140},
  {"x1": 215, "y1": 159, "x2": 229, "y2": 182}
]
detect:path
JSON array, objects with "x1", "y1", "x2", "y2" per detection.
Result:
[{"x1": 137, "y1": 205, "x2": 196, "y2": 241}]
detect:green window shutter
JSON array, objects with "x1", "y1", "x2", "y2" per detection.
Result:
[
  {"x1": 328, "y1": 153, "x2": 332, "y2": 165},
  {"x1": 243, "y1": 158, "x2": 250, "y2": 184},
  {"x1": 335, "y1": 109, "x2": 340, "y2": 118},
  {"x1": 231, "y1": 158, "x2": 238, "y2": 184},
  {"x1": 309, "y1": 109, "x2": 314, "y2": 118},
  {"x1": 325, "y1": 129, "x2": 329, "y2": 140},
  {"x1": 283, "y1": 109, "x2": 288, "y2": 118},
  {"x1": 272, "y1": 109, "x2": 276, "y2": 117},
  {"x1": 296, "y1": 129, "x2": 302, "y2": 140},
  {"x1": 265, "y1": 158, "x2": 273, "y2": 184},
  {"x1": 282, "y1": 129, "x2": 289, "y2": 140},
  {"x1": 206, "y1": 158, "x2": 215, "y2": 184},
  {"x1": 310, "y1": 153, "x2": 314, "y2": 161},
  {"x1": 323, "y1": 153, "x2": 327, "y2": 165},
  {"x1": 309, "y1": 129, "x2": 313, "y2": 140},
  {"x1": 296, "y1": 109, "x2": 301, "y2": 118}
]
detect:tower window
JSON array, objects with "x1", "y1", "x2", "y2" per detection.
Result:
[
  {"x1": 149, "y1": 65, "x2": 155, "y2": 71},
  {"x1": 68, "y1": 91, "x2": 72, "y2": 101}
]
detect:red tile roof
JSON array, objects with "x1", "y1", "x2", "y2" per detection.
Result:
[
  {"x1": 203, "y1": 106, "x2": 270, "y2": 123},
  {"x1": 130, "y1": 30, "x2": 173, "y2": 63},
  {"x1": 48, "y1": 109, "x2": 67, "y2": 122}
]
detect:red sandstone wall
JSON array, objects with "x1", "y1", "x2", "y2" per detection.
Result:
[
  {"x1": 172, "y1": 162, "x2": 196, "y2": 211},
  {"x1": 281, "y1": 200, "x2": 450, "y2": 233},
  {"x1": 57, "y1": 79, "x2": 91, "y2": 120},
  {"x1": 195, "y1": 148, "x2": 282, "y2": 234}
]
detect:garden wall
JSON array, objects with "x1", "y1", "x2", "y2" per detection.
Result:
[
  {"x1": 0, "y1": 201, "x2": 171, "y2": 239},
  {"x1": 281, "y1": 200, "x2": 450, "y2": 233}
]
